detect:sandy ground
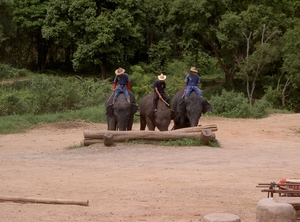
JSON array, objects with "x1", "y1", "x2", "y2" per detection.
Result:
[{"x1": 0, "y1": 113, "x2": 299, "y2": 222}]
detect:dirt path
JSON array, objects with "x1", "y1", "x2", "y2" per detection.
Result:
[{"x1": 0, "y1": 114, "x2": 300, "y2": 222}]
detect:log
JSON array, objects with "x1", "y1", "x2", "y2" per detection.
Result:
[
  {"x1": 84, "y1": 130, "x2": 201, "y2": 141},
  {"x1": 199, "y1": 129, "x2": 212, "y2": 145},
  {"x1": 103, "y1": 132, "x2": 114, "y2": 146},
  {"x1": 83, "y1": 124, "x2": 218, "y2": 140},
  {"x1": 0, "y1": 195, "x2": 89, "y2": 206},
  {"x1": 84, "y1": 132, "x2": 216, "y2": 146},
  {"x1": 172, "y1": 124, "x2": 218, "y2": 133}
]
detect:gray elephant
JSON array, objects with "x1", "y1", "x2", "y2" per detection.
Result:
[
  {"x1": 172, "y1": 89, "x2": 212, "y2": 130},
  {"x1": 105, "y1": 91, "x2": 138, "y2": 131},
  {"x1": 140, "y1": 92, "x2": 175, "y2": 131}
]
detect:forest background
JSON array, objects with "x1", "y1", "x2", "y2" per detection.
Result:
[{"x1": 0, "y1": 0, "x2": 299, "y2": 133}]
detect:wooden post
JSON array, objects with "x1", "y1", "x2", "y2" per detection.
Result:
[
  {"x1": 199, "y1": 129, "x2": 212, "y2": 145},
  {"x1": 0, "y1": 195, "x2": 89, "y2": 206},
  {"x1": 104, "y1": 132, "x2": 114, "y2": 146}
]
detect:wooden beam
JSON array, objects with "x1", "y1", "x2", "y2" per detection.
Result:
[{"x1": 0, "y1": 195, "x2": 89, "y2": 206}]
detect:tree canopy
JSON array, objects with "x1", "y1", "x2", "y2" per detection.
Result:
[{"x1": 0, "y1": 0, "x2": 299, "y2": 111}]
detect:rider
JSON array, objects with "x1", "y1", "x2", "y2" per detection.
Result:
[
  {"x1": 184, "y1": 66, "x2": 202, "y2": 99},
  {"x1": 112, "y1": 67, "x2": 131, "y2": 104},
  {"x1": 153, "y1": 73, "x2": 170, "y2": 112}
]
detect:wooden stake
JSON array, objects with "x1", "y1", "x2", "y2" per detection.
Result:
[
  {"x1": 104, "y1": 132, "x2": 114, "y2": 146},
  {"x1": 0, "y1": 195, "x2": 89, "y2": 206}
]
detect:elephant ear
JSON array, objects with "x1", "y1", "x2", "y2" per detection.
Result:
[
  {"x1": 131, "y1": 104, "x2": 138, "y2": 114},
  {"x1": 174, "y1": 99, "x2": 186, "y2": 123},
  {"x1": 106, "y1": 104, "x2": 114, "y2": 117},
  {"x1": 202, "y1": 99, "x2": 213, "y2": 114}
]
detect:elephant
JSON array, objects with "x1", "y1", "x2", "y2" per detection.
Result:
[
  {"x1": 172, "y1": 89, "x2": 212, "y2": 130},
  {"x1": 105, "y1": 90, "x2": 138, "y2": 131},
  {"x1": 139, "y1": 92, "x2": 175, "y2": 131}
]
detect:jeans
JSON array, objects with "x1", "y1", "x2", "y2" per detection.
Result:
[
  {"x1": 185, "y1": 86, "x2": 202, "y2": 97},
  {"x1": 113, "y1": 85, "x2": 130, "y2": 100}
]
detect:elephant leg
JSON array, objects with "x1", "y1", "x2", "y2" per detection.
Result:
[
  {"x1": 140, "y1": 116, "x2": 146, "y2": 130},
  {"x1": 146, "y1": 118, "x2": 155, "y2": 131},
  {"x1": 127, "y1": 114, "x2": 134, "y2": 131}
]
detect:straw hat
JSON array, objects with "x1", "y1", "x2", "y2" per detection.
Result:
[
  {"x1": 190, "y1": 66, "x2": 198, "y2": 73},
  {"x1": 115, "y1": 67, "x2": 125, "y2": 75},
  {"x1": 158, "y1": 73, "x2": 166, "y2": 81}
]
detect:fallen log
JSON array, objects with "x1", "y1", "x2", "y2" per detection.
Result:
[
  {"x1": 0, "y1": 195, "x2": 89, "y2": 206},
  {"x1": 84, "y1": 130, "x2": 201, "y2": 141},
  {"x1": 83, "y1": 124, "x2": 218, "y2": 140},
  {"x1": 83, "y1": 132, "x2": 216, "y2": 146},
  {"x1": 172, "y1": 124, "x2": 218, "y2": 133}
]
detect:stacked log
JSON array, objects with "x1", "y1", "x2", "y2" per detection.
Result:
[{"x1": 83, "y1": 124, "x2": 217, "y2": 146}]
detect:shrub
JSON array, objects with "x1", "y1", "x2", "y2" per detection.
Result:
[
  {"x1": 210, "y1": 89, "x2": 251, "y2": 118},
  {"x1": 0, "y1": 91, "x2": 32, "y2": 115},
  {"x1": 251, "y1": 98, "x2": 272, "y2": 118},
  {"x1": 263, "y1": 86, "x2": 282, "y2": 109},
  {"x1": 0, "y1": 63, "x2": 30, "y2": 80}
]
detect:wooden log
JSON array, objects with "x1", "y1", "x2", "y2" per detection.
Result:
[
  {"x1": 84, "y1": 130, "x2": 201, "y2": 141},
  {"x1": 83, "y1": 131, "x2": 205, "y2": 146},
  {"x1": 83, "y1": 125, "x2": 217, "y2": 140},
  {"x1": 172, "y1": 124, "x2": 218, "y2": 133},
  {"x1": 0, "y1": 195, "x2": 89, "y2": 206},
  {"x1": 199, "y1": 129, "x2": 212, "y2": 145},
  {"x1": 103, "y1": 132, "x2": 114, "y2": 146}
]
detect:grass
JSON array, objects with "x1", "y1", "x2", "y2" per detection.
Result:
[
  {"x1": 125, "y1": 138, "x2": 221, "y2": 147},
  {"x1": 0, "y1": 105, "x2": 107, "y2": 134},
  {"x1": 66, "y1": 142, "x2": 84, "y2": 150}
]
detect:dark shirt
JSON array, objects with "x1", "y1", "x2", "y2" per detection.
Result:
[{"x1": 153, "y1": 80, "x2": 166, "y2": 94}]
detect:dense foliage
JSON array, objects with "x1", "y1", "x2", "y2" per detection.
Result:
[{"x1": 0, "y1": 0, "x2": 299, "y2": 112}]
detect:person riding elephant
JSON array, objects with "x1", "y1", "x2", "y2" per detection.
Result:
[
  {"x1": 184, "y1": 66, "x2": 203, "y2": 99},
  {"x1": 140, "y1": 91, "x2": 175, "y2": 131},
  {"x1": 112, "y1": 67, "x2": 131, "y2": 104},
  {"x1": 153, "y1": 73, "x2": 170, "y2": 112},
  {"x1": 172, "y1": 89, "x2": 212, "y2": 130},
  {"x1": 105, "y1": 89, "x2": 138, "y2": 131}
]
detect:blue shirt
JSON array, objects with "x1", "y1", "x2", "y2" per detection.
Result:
[
  {"x1": 114, "y1": 73, "x2": 130, "y2": 85},
  {"x1": 184, "y1": 73, "x2": 200, "y2": 86}
]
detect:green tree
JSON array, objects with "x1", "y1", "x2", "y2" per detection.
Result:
[
  {"x1": 0, "y1": 0, "x2": 15, "y2": 62},
  {"x1": 167, "y1": 0, "x2": 293, "y2": 87},
  {"x1": 13, "y1": 0, "x2": 50, "y2": 71},
  {"x1": 72, "y1": 0, "x2": 144, "y2": 78},
  {"x1": 281, "y1": 18, "x2": 300, "y2": 109},
  {"x1": 42, "y1": 0, "x2": 96, "y2": 71}
]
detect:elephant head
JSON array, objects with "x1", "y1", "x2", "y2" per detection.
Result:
[
  {"x1": 140, "y1": 92, "x2": 175, "y2": 131},
  {"x1": 172, "y1": 89, "x2": 212, "y2": 130},
  {"x1": 105, "y1": 91, "x2": 138, "y2": 131}
]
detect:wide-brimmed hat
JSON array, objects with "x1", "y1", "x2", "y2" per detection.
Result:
[
  {"x1": 115, "y1": 67, "x2": 125, "y2": 75},
  {"x1": 190, "y1": 66, "x2": 198, "y2": 73},
  {"x1": 158, "y1": 73, "x2": 166, "y2": 81}
]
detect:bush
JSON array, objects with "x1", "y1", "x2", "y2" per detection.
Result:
[
  {"x1": 0, "y1": 74, "x2": 111, "y2": 116},
  {"x1": 0, "y1": 91, "x2": 32, "y2": 115},
  {"x1": 210, "y1": 89, "x2": 252, "y2": 118},
  {"x1": 0, "y1": 63, "x2": 30, "y2": 80},
  {"x1": 251, "y1": 98, "x2": 272, "y2": 118},
  {"x1": 263, "y1": 86, "x2": 282, "y2": 109}
]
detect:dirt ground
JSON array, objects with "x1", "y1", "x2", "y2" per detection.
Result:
[{"x1": 0, "y1": 113, "x2": 299, "y2": 222}]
